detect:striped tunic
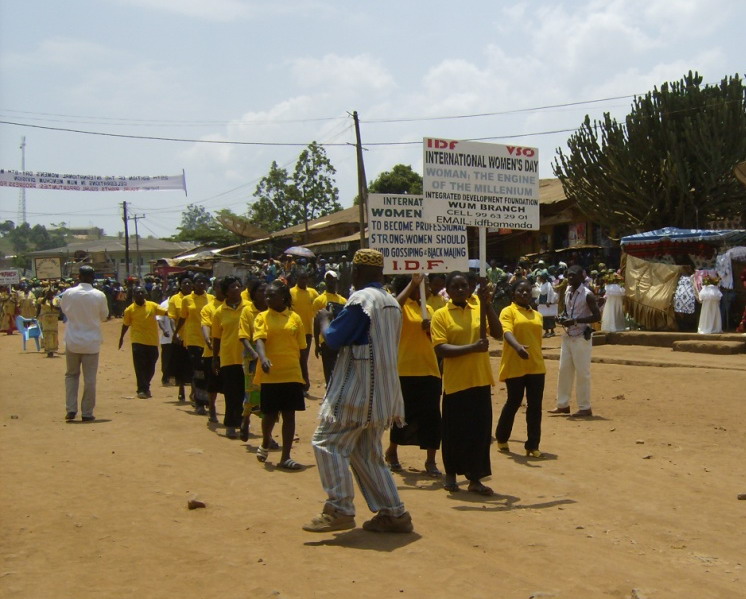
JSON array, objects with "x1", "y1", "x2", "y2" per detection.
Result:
[{"x1": 319, "y1": 285, "x2": 404, "y2": 427}]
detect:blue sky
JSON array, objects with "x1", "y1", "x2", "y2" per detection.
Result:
[{"x1": 1, "y1": 0, "x2": 743, "y2": 238}]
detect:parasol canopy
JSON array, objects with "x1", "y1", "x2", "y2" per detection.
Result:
[
  {"x1": 620, "y1": 227, "x2": 746, "y2": 247},
  {"x1": 284, "y1": 246, "x2": 315, "y2": 259}
]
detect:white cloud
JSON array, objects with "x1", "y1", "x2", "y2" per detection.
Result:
[
  {"x1": 290, "y1": 54, "x2": 395, "y2": 93},
  {"x1": 109, "y1": 0, "x2": 335, "y2": 22},
  {"x1": 0, "y1": 37, "x2": 119, "y2": 69}
]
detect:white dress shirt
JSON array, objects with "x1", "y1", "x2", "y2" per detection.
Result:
[{"x1": 60, "y1": 282, "x2": 109, "y2": 353}]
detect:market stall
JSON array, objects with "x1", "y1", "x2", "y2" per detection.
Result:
[{"x1": 620, "y1": 227, "x2": 746, "y2": 331}]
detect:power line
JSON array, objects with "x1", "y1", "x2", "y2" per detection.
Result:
[
  {"x1": 0, "y1": 118, "x2": 579, "y2": 147},
  {"x1": 0, "y1": 93, "x2": 637, "y2": 127},
  {"x1": 0, "y1": 108, "x2": 347, "y2": 126},
  {"x1": 361, "y1": 94, "x2": 641, "y2": 123}
]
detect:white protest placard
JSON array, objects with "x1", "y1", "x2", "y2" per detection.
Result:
[
  {"x1": 0, "y1": 269, "x2": 20, "y2": 285},
  {"x1": 368, "y1": 193, "x2": 468, "y2": 274},
  {"x1": 422, "y1": 138, "x2": 540, "y2": 230}
]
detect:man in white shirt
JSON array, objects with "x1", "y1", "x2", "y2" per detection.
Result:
[{"x1": 59, "y1": 266, "x2": 109, "y2": 422}]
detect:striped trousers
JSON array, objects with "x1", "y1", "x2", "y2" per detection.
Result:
[{"x1": 312, "y1": 420, "x2": 406, "y2": 517}]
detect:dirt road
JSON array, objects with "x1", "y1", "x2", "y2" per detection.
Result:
[{"x1": 1, "y1": 320, "x2": 744, "y2": 598}]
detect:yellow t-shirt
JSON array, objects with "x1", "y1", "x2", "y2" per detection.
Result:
[
  {"x1": 238, "y1": 303, "x2": 262, "y2": 342},
  {"x1": 200, "y1": 298, "x2": 223, "y2": 358},
  {"x1": 311, "y1": 291, "x2": 346, "y2": 314},
  {"x1": 240, "y1": 289, "x2": 255, "y2": 310},
  {"x1": 123, "y1": 301, "x2": 167, "y2": 346},
  {"x1": 167, "y1": 292, "x2": 185, "y2": 320},
  {"x1": 430, "y1": 300, "x2": 494, "y2": 395},
  {"x1": 212, "y1": 300, "x2": 250, "y2": 366},
  {"x1": 399, "y1": 299, "x2": 440, "y2": 378},
  {"x1": 290, "y1": 285, "x2": 319, "y2": 335},
  {"x1": 426, "y1": 294, "x2": 447, "y2": 312},
  {"x1": 252, "y1": 308, "x2": 306, "y2": 385},
  {"x1": 180, "y1": 292, "x2": 214, "y2": 348},
  {"x1": 498, "y1": 303, "x2": 545, "y2": 381}
]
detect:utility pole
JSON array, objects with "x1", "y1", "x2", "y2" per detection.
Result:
[
  {"x1": 352, "y1": 111, "x2": 368, "y2": 249},
  {"x1": 18, "y1": 137, "x2": 27, "y2": 224},
  {"x1": 122, "y1": 201, "x2": 130, "y2": 279},
  {"x1": 129, "y1": 214, "x2": 145, "y2": 279}
]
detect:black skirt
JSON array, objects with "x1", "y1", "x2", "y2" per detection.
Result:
[
  {"x1": 260, "y1": 382, "x2": 305, "y2": 413},
  {"x1": 441, "y1": 385, "x2": 492, "y2": 480},
  {"x1": 169, "y1": 343, "x2": 193, "y2": 383},
  {"x1": 390, "y1": 376, "x2": 442, "y2": 449}
]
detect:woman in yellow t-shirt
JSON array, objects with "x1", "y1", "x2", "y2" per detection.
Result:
[
  {"x1": 430, "y1": 271, "x2": 501, "y2": 496},
  {"x1": 212, "y1": 276, "x2": 254, "y2": 439},
  {"x1": 495, "y1": 279, "x2": 547, "y2": 458},
  {"x1": 253, "y1": 280, "x2": 307, "y2": 470},
  {"x1": 237, "y1": 279, "x2": 268, "y2": 442},
  {"x1": 384, "y1": 274, "x2": 443, "y2": 477}
]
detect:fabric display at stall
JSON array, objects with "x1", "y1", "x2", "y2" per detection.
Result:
[{"x1": 622, "y1": 254, "x2": 683, "y2": 331}]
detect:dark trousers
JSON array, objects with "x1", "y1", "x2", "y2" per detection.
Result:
[
  {"x1": 132, "y1": 343, "x2": 159, "y2": 394},
  {"x1": 496, "y1": 374, "x2": 545, "y2": 451},
  {"x1": 299, "y1": 334, "x2": 312, "y2": 390},
  {"x1": 319, "y1": 344, "x2": 338, "y2": 386},
  {"x1": 220, "y1": 364, "x2": 244, "y2": 428},
  {"x1": 160, "y1": 343, "x2": 173, "y2": 383},
  {"x1": 187, "y1": 345, "x2": 208, "y2": 407}
]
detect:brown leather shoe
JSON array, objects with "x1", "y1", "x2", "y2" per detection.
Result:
[
  {"x1": 547, "y1": 407, "x2": 570, "y2": 414},
  {"x1": 571, "y1": 409, "x2": 593, "y2": 417}
]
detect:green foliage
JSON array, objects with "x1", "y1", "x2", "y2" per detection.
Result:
[
  {"x1": 249, "y1": 143, "x2": 342, "y2": 236},
  {"x1": 554, "y1": 72, "x2": 746, "y2": 234},
  {"x1": 248, "y1": 162, "x2": 300, "y2": 233},
  {"x1": 292, "y1": 141, "x2": 342, "y2": 235},
  {"x1": 355, "y1": 164, "x2": 423, "y2": 204},
  {"x1": 172, "y1": 204, "x2": 238, "y2": 246},
  {"x1": 0, "y1": 222, "x2": 67, "y2": 269}
]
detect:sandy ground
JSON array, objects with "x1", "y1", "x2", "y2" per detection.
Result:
[{"x1": 1, "y1": 319, "x2": 745, "y2": 599}]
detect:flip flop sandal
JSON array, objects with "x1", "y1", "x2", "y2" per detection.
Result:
[
  {"x1": 468, "y1": 483, "x2": 494, "y2": 497},
  {"x1": 443, "y1": 483, "x2": 460, "y2": 492},
  {"x1": 269, "y1": 439, "x2": 281, "y2": 450},
  {"x1": 425, "y1": 463, "x2": 443, "y2": 477},
  {"x1": 385, "y1": 455, "x2": 403, "y2": 472},
  {"x1": 256, "y1": 446, "x2": 269, "y2": 463},
  {"x1": 279, "y1": 458, "x2": 303, "y2": 470}
]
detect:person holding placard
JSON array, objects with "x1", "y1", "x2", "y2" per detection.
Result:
[
  {"x1": 430, "y1": 271, "x2": 501, "y2": 496},
  {"x1": 384, "y1": 274, "x2": 442, "y2": 477}
]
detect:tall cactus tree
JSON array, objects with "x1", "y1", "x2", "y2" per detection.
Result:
[{"x1": 554, "y1": 72, "x2": 746, "y2": 234}]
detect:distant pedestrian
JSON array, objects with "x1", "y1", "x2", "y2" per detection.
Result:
[
  {"x1": 59, "y1": 266, "x2": 109, "y2": 422},
  {"x1": 118, "y1": 287, "x2": 167, "y2": 398},
  {"x1": 549, "y1": 265, "x2": 601, "y2": 417},
  {"x1": 36, "y1": 288, "x2": 61, "y2": 357}
]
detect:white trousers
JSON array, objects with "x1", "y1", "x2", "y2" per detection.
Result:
[
  {"x1": 65, "y1": 352, "x2": 99, "y2": 417},
  {"x1": 556, "y1": 335, "x2": 592, "y2": 410},
  {"x1": 312, "y1": 420, "x2": 405, "y2": 517}
]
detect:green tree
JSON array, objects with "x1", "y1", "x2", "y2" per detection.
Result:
[
  {"x1": 2, "y1": 222, "x2": 67, "y2": 270},
  {"x1": 0, "y1": 220, "x2": 14, "y2": 235},
  {"x1": 292, "y1": 141, "x2": 342, "y2": 242},
  {"x1": 248, "y1": 161, "x2": 300, "y2": 233},
  {"x1": 554, "y1": 72, "x2": 746, "y2": 234},
  {"x1": 355, "y1": 164, "x2": 423, "y2": 204},
  {"x1": 172, "y1": 204, "x2": 237, "y2": 246}
]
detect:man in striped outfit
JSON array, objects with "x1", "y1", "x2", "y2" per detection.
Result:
[{"x1": 303, "y1": 249, "x2": 413, "y2": 534}]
